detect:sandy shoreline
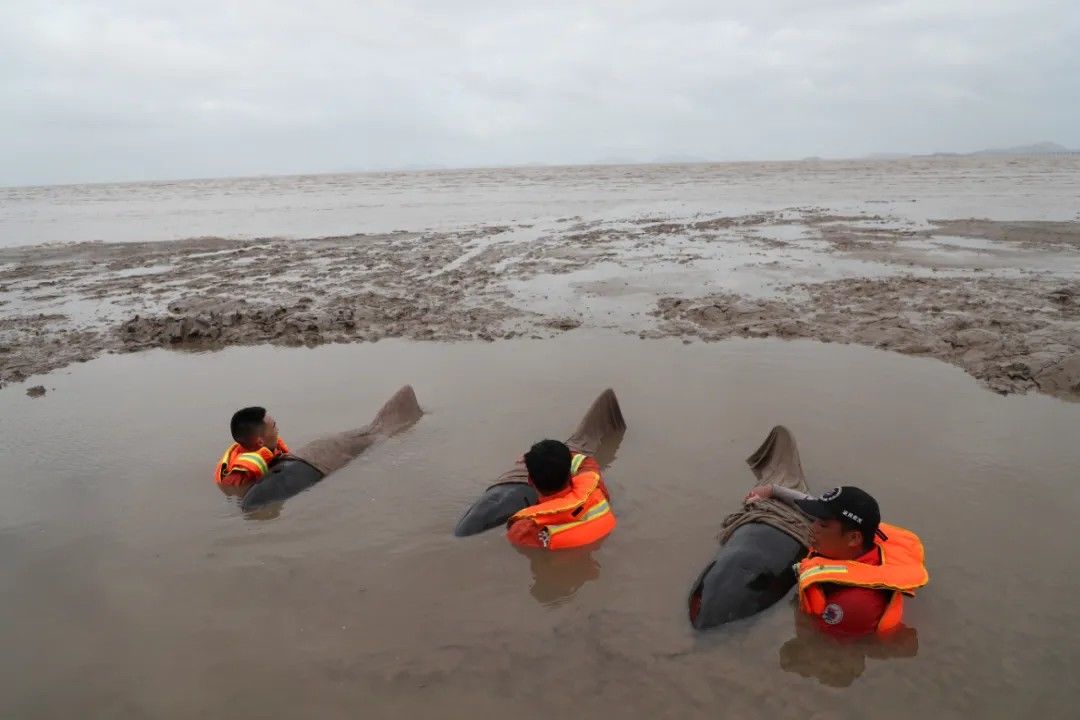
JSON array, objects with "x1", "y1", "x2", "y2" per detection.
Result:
[{"x1": 1, "y1": 210, "x2": 1077, "y2": 400}]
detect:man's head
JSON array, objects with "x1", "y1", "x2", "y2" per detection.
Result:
[
  {"x1": 524, "y1": 439, "x2": 572, "y2": 495},
  {"x1": 230, "y1": 406, "x2": 278, "y2": 450},
  {"x1": 795, "y1": 486, "x2": 885, "y2": 559}
]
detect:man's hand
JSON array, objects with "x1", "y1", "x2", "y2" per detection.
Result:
[{"x1": 744, "y1": 484, "x2": 774, "y2": 503}]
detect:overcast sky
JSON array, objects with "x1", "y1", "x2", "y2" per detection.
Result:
[{"x1": 2, "y1": 0, "x2": 1078, "y2": 186}]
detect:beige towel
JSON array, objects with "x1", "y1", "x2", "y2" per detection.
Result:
[{"x1": 718, "y1": 425, "x2": 813, "y2": 547}]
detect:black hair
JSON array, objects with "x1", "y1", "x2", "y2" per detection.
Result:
[
  {"x1": 524, "y1": 439, "x2": 572, "y2": 494},
  {"x1": 230, "y1": 406, "x2": 267, "y2": 446},
  {"x1": 839, "y1": 517, "x2": 876, "y2": 552}
]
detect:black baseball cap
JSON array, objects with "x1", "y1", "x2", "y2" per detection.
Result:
[{"x1": 795, "y1": 486, "x2": 888, "y2": 541}]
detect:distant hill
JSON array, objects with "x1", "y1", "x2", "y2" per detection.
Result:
[
  {"x1": 589, "y1": 154, "x2": 716, "y2": 166},
  {"x1": 397, "y1": 163, "x2": 448, "y2": 171},
  {"x1": 651, "y1": 153, "x2": 713, "y2": 164},
  {"x1": 592, "y1": 156, "x2": 638, "y2": 166},
  {"x1": 971, "y1": 141, "x2": 1078, "y2": 156},
  {"x1": 863, "y1": 142, "x2": 1078, "y2": 160}
]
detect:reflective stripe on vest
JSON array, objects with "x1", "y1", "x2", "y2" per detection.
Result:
[
  {"x1": 546, "y1": 498, "x2": 612, "y2": 536},
  {"x1": 236, "y1": 452, "x2": 269, "y2": 476},
  {"x1": 569, "y1": 453, "x2": 586, "y2": 475},
  {"x1": 798, "y1": 565, "x2": 850, "y2": 583}
]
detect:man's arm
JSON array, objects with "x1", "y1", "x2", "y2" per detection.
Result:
[
  {"x1": 219, "y1": 469, "x2": 254, "y2": 487},
  {"x1": 507, "y1": 517, "x2": 545, "y2": 548},
  {"x1": 744, "y1": 484, "x2": 810, "y2": 506}
]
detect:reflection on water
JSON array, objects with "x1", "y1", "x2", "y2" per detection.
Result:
[
  {"x1": 517, "y1": 546, "x2": 604, "y2": 606},
  {"x1": 778, "y1": 611, "x2": 920, "y2": 688},
  {"x1": 215, "y1": 482, "x2": 250, "y2": 501},
  {"x1": 242, "y1": 501, "x2": 283, "y2": 521},
  {"x1": 215, "y1": 479, "x2": 285, "y2": 520}
]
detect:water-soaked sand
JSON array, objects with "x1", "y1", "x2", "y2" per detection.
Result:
[
  {"x1": 1, "y1": 336, "x2": 1077, "y2": 719},
  {"x1": 1, "y1": 211, "x2": 1077, "y2": 399}
]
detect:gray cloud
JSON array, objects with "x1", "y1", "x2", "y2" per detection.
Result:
[{"x1": 2, "y1": 0, "x2": 1078, "y2": 185}]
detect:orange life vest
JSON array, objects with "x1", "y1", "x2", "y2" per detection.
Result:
[
  {"x1": 509, "y1": 453, "x2": 616, "y2": 550},
  {"x1": 797, "y1": 522, "x2": 928, "y2": 634},
  {"x1": 214, "y1": 438, "x2": 290, "y2": 485}
]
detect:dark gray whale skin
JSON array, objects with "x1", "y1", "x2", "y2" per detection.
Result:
[
  {"x1": 688, "y1": 522, "x2": 807, "y2": 629},
  {"x1": 454, "y1": 482, "x2": 540, "y2": 536},
  {"x1": 240, "y1": 457, "x2": 325, "y2": 511}
]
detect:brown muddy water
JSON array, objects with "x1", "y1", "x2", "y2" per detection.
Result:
[{"x1": 2, "y1": 333, "x2": 1078, "y2": 718}]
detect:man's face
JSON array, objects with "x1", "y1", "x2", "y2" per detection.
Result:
[
  {"x1": 260, "y1": 414, "x2": 279, "y2": 449},
  {"x1": 809, "y1": 517, "x2": 862, "y2": 558}
]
